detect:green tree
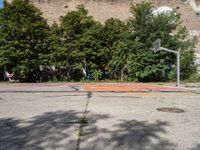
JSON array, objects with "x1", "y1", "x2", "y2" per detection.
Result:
[
  {"x1": 102, "y1": 18, "x2": 128, "y2": 79},
  {"x1": 55, "y1": 5, "x2": 96, "y2": 80},
  {"x1": 79, "y1": 22, "x2": 107, "y2": 79},
  {"x1": 54, "y1": 5, "x2": 108, "y2": 81},
  {"x1": 110, "y1": 2, "x2": 196, "y2": 81},
  {"x1": 0, "y1": 0, "x2": 49, "y2": 82}
]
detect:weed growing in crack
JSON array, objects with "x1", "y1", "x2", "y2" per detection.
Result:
[
  {"x1": 78, "y1": 128, "x2": 85, "y2": 137},
  {"x1": 79, "y1": 116, "x2": 88, "y2": 125}
]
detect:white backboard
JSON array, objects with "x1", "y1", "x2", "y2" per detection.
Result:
[{"x1": 152, "y1": 39, "x2": 161, "y2": 52}]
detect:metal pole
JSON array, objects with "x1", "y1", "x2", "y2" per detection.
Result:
[
  {"x1": 160, "y1": 47, "x2": 180, "y2": 87},
  {"x1": 177, "y1": 51, "x2": 180, "y2": 87},
  {"x1": 153, "y1": 39, "x2": 181, "y2": 87}
]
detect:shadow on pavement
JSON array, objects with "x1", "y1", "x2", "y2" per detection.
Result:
[
  {"x1": 191, "y1": 144, "x2": 200, "y2": 150},
  {"x1": 0, "y1": 110, "x2": 110, "y2": 150},
  {"x1": 82, "y1": 120, "x2": 177, "y2": 150},
  {"x1": 2, "y1": 110, "x2": 197, "y2": 150}
]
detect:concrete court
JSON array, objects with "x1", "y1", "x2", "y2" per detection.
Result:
[{"x1": 0, "y1": 83, "x2": 200, "y2": 150}]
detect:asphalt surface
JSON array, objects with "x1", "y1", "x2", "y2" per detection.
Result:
[{"x1": 0, "y1": 83, "x2": 200, "y2": 150}]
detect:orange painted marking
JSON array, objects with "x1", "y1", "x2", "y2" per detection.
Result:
[{"x1": 83, "y1": 84, "x2": 187, "y2": 92}]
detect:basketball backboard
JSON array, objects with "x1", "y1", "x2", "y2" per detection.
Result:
[{"x1": 152, "y1": 38, "x2": 161, "y2": 52}]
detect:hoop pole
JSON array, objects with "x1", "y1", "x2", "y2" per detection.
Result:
[
  {"x1": 160, "y1": 47, "x2": 180, "y2": 87},
  {"x1": 177, "y1": 51, "x2": 180, "y2": 87}
]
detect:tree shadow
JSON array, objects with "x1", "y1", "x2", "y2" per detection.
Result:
[
  {"x1": 82, "y1": 119, "x2": 177, "y2": 150},
  {"x1": 191, "y1": 144, "x2": 200, "y2": 150},
  {"x1": 1, "y1": 111, "x2": 198, "y2": 150},
  {"x1": 0, "y1": 110, "x2": 110, "y2": 150}
]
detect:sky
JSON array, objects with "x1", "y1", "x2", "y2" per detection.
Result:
[{"x1": 0, "y1": 0, "x2": 4, "y2": 9}]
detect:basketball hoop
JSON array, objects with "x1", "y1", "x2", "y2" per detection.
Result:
[
  {"x1": 151, "y1": 38, "x2": 180, "y2": 87},
  {"x1": 152, "y1": 38, "x2": 161, "y2": 52}
]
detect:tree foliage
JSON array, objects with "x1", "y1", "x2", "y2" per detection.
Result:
[
  {"x1": 51, "y1": 5, "x2": 106, "y2": 81},
  {"x1": 0, "y1": 1, "x2": 197, "y2": 82},
  {"x1": 0, "y1": 0, "x2": 49, "y2": 81},
  {"x1": 110, "y1": 2, "x2": 196, "y2": 81}
]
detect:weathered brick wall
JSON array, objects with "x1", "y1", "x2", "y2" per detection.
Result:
[
  {"x1": 29, "y1": 0, "x2": 134, "y2": 24},
  {"x1": 6, "y1": 0, "x2": 200, "y2": 29},
  {"x1": 3, "y1": 1, "x2": 182, "y2": 23}
]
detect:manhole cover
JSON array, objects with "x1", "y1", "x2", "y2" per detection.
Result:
[{"x1": 157, "y1": 107, "x2": 185, "y2": 113}]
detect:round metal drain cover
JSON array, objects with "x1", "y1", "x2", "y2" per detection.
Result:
[{"x1": 157, "y1": 107, "x2": 185, "y2": 113}]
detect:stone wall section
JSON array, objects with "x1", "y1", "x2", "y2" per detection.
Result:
[
  {"x1": 6, "y1": 0, "x2": 200, "y2": 30},
  {"x1": 6, "y1": 0, "x2": 200, "y2": 55}
]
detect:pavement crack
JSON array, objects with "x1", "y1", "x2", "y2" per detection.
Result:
[
  {"x1": 76, "y1": 91, "x2": 92, "y2": 150},
  {"x1": 71, "y1": 86, "x2": 79, "y2": 91}
]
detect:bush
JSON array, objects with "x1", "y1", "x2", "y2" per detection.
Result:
[{"x1": 186, "y1": 74, "x2": 200, "y2": 82}]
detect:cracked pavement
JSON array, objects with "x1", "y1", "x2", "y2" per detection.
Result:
[{"x1": 0, "y1": 83, "x2": 200, "y2": 150}]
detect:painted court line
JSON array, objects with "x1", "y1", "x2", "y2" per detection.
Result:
[{"x1": 83, "y1": 84, "x2": 188, "y2": 92}]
